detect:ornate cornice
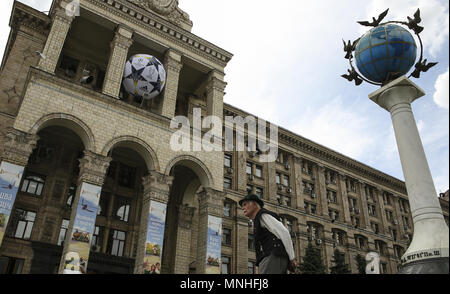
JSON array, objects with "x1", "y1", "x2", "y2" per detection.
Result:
[{"x1": 83, "y1": 0, "x2": 232, "y2": 69}]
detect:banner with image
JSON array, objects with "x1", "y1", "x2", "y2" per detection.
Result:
[
  {"x1": 206, "y1": 215, "x2": 222, "y2": 274},
  {"x1": 63, "y1": 182, "x2": 101, "y2": 274},
  {"x1": 143, "y1": 200, "x2": 167, "y2": 274},
  {"x1": 0, "y1": 161, "x2": 24, "y2": 246}
]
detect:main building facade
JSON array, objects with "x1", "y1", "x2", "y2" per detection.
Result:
[{"x1": 0, "y1": 0, "x2": 448, "y2": 274}]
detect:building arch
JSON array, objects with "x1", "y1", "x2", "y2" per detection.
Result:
[
  {"x1": 29, "y1": 113, "x2": 95, "y2": 151},
  {"x1": 101, "y1": 136, "x2": 160, "y2": 172},
  {"x1": 165, "y1": 155, "x2": 213, "y2": 188}
]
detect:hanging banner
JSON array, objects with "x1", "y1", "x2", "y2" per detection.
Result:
[
  {"x1": 63, "y1": 182, "x2": 101, "y2": 274},
  {"x1": 0, "y1": 162, "x2": 24, "y2": 246},
  {"x1": 206, "y1": 215, "x2": 222, "y2": 274},
  {"x1": 143, "y1": 200, "x2": 167, "y2": 274}
]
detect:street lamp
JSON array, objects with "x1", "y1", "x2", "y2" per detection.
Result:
[{"x1": 341, "y1": 8, "x2": 449, "y2": 274}]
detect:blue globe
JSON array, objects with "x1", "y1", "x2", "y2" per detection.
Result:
[{"x1": 355, "y1": 24, "x2": 417, "y2": 83}]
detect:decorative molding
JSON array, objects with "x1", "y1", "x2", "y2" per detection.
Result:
[
  {"x1": 198, "y1": 188, "x2": 224, "y2": 217},
  {"x1": 78, "y1": 150, "x2": 112, "y2": 186},
  {"x1": 83, "y1": 0, "x2": 232, "y2": 68},
  {"x1": 0, "y1": 128, "x2": 39, "y2": 166},
  {"x1": 142, "y1": 171, "x2": 173, "y2": 204}
]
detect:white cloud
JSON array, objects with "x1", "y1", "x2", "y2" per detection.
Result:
[{"x1": 433, "y1": 68, "x2": 449, "y2": 109}]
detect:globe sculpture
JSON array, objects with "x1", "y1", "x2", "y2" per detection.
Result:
[
  {"x1": 122, "y1": 54, "x2": 166, "y2": 100},
  {"x1": 355, "y1": 24, "x2": 417, "y2": 84}
]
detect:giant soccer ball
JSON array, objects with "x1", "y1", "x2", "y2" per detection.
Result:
[{"x1": 122, "y1": 54, "x2": 166, "y2": 100}]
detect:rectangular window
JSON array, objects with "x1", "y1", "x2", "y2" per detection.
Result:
[
  {"x1": 113, "y1": 196, "x2": 131, "y2": 222},
  {"x1": 109, "y1": 230, "x2": 126, "y2": 256},
  {"x1": 255, "y1": 187, "x2": 263, "y2": 199},
  {"x1": 223, "y1": 228, "x2": 232, "y2": 245},
  {"x1": 0, "y1": 256, "x2": 24, "y2": 274},
  {"x1": 224, "y1": 202, "x2": 232, "y2": 217},
  {"x1": 7, "y1": 209, "x2": 36, "y2": 240},
  {"x1": 255, "y1": 165, "x2": 262, "y2": 178},
  {"x1": 248, "y1": 261, "x2": 255, "y2": 274},
  {"x1": 283, "y1": 175, "x2": 290, "y2": 187},
  {"x1": 221, "y1": 256, "x2": 230, "y2": 274},
  {"x1": 224, "y1": 178, "x2": 232, "y2": 189},
  {"x1": 310, "y1": 204, "x2": 317, "y2": 215},
  {"x1": 57, "y1": 219, "x2": 70, "y2": 246},
  {"x1": 276, "y1": 173, "x2": 281, "y2": 184},
  {"x1": 224, "y1": 154, "x2": 232, "y2": 168},
  {"x1": 117, "y1": 163, "x2": 136, "y2": 188},
  {"x1": 20, "y1": 174, "x2": 45, "y2": 196},
  {"x1": 248, "y1": 234, "x2": 255, "y2": 250},
  {"x1": 246, "y1": 185, "x2": 253, "y2": 195},
  {"x1": 91, "y1": 226, "x2": 104, "y2": 252},
  {"x1": 246, "y1": 162, "x2": 252, "y2": 175},
  {"x1": 284, "y1": 196, "x2": 291, "y2": 207},
  {"x1": 66, "y1": 184, "x2": 77, "y2": 207}
]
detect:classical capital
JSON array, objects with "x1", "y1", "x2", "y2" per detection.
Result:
[
  {"x1": 1, "y1": 128, "x2": 39, "y2": 166},
  {"x1": 142, "y1": 171, "x2": 173, "y2": 203},
  {"x1": 52, "y1": 5, "x2": 76, "y2": 25},
  {"x1": 111, "y1": 25, "x2": 134, "y2": 50},
  {"x1": 78, "y1": 151, "x2": 112, "y2": 186},
  {"x1": 198, "y1": 188, "x2": 225, "y2": 217},
  {"x1": 164, "y1": 49, "x2": 183, "y2": 73},
  {"x1": 206, "y1": 71, "x2": 227, "y2": 94}
]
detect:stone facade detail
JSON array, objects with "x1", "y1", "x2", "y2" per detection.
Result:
[
  {"x1": 103, "y1": 25, "x2": 134, "y2": 98},
  {"x1": 160, "y1": 49, "x2": 182, "y2": 118},
  {"x1": 77, "y1": 151, "x2": 112, "y2": 186},
  {"x1": 38, "y1": 7, "x2": 74, "y2": 73},
  {"x1": 0, "y1": 128, "x2": 39, "y2": 166}
]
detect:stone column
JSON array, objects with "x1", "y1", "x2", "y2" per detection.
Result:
[
  {"x1": 338, "y1": 174, "x2": 351, "y2": 224},
  {"x1": 173, "y1": 205, "x2": 195, "y2": 274},
  {"x1": 317, "y1": 165, "x2": 329, "y2": 217},
  {"x1": 196, "y1": 188, "x2": 224, "y2": 274},
  {"x1": 206, "y1": 70, "x2": 227, "y2": 121},
  {"x1": 58, "y1": 150, "x2": 112, "y2": 274},
  {"x1": 0, "y1": 128, "x2": 39, "y2": 247},
  {"x1": 160, "y1": 49, "x2": 182, "y2": 118},
  {"x1": 38, "y1": 6, "x2": 75, "y2": 73},
  {"x1": 369, "y1": 76, "x2": 449, "y2": 273},
  {"x1": 102, "y1": 25, "x2": 134, "y2": 98},
  {"x1": 134, "y1": 171, "x2": 173, "y2": 274},
  {"x1": 358, "y1": 181, "x2": 372, "y2": 230}
]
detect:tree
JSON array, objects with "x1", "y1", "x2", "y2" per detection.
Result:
[
  {"x1": 330, "y1": 249, "x2": 351, "y2": 274},
  {"x1": 298, "y1": 242, "x2": 327, "y2": 274},
  {"x1": 355, "y1": 253, "x2": 366, "y2": 274}
]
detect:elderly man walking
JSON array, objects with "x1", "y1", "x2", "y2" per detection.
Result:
[{"x1": 239, "y1": 194, "x2": 297, "y2": 274}]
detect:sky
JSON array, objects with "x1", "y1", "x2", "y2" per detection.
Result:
[{"x1": 0, "y1": 0, "x2": 448, "y2": 194}]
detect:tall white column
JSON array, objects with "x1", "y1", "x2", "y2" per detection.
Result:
[{"x1": 369, "y1": 76, "x2": 449, "y2": 271}]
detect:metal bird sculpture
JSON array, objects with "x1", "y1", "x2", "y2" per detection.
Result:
[
  {"x1": 341, "y1": 69, "x2": 363, "y2": 86},
  {"x1": 407, "y1": 9, "x2": 424, "y2": 34},
  {"x1": 411, "y1": 59, "x2": 438, "y2": 78},
  {"x1": 343, "y1": 38, "x2": 360, "y2": 59},
  {"x1": 358, "y1": 9, "x2": 389, "y2": 27}
]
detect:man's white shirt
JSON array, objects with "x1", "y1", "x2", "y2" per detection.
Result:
[{"x1": 260, "y1": 214, "x2": 295, "y2": 261}]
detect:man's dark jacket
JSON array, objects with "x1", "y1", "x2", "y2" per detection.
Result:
[{"x1": 253, "y1": 208, "x2": 289, "y2": 266}]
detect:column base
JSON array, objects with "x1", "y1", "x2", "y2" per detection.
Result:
[{"x1": 398, "y1": 257, "x2": 449, "y2": 274}]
